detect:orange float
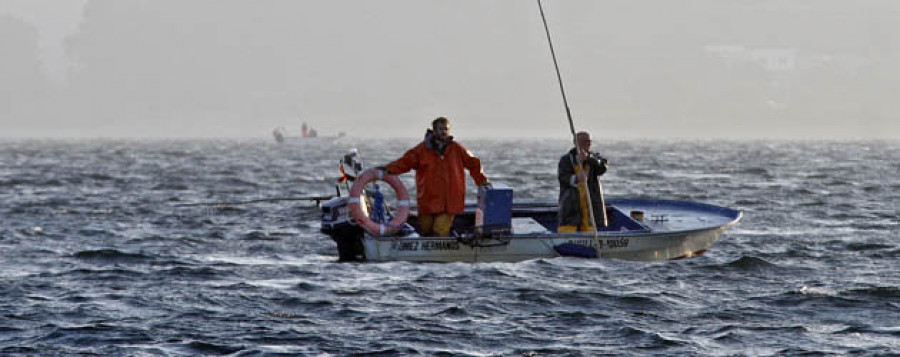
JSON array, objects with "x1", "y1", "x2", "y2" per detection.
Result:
[{"x1": 347, "y1": 169, "x2": 411, "y2": 236}]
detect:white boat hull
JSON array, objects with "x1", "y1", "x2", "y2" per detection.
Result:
[
  {"x1": 361, "y1": 225, "x2": 731, "y2": 263},
  {"x1": 322, "y1": 194, "x2": 742, "y2": 263}
]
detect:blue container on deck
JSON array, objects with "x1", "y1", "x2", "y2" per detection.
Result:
[{"x1": 475, "y1": 183, "x2": 513, "y2": 237}]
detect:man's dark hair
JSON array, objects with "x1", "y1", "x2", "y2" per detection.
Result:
[{"x1": 432, "y1": 117, "x2": 450, "y2": 130}]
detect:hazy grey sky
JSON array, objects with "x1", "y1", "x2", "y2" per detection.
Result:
[{"x1": 2, "y1": 0, "x2": 898, "y2": 139}]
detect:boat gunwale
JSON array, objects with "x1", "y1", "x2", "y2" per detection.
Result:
[
  {"x1": 384, "y1": 198, "x2": 743, "y2": 242},
  {"x1": 366, "y1": 217, "x2": 741, "y2": 242}
]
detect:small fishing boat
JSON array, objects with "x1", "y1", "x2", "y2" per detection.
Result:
[
  {"x1": 272, "y1": 124, "x2": 345, "y2": 144},
  {"x1": 319, "y1": 154, "x2": 742, "y2": 263},
  {"x1": 319, "y1": 2, "x2": 741, "y2": 262}
]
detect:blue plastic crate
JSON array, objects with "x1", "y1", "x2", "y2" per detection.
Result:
[{"x1": 475, "y1": 184, "x2": 513, "y2": 237}]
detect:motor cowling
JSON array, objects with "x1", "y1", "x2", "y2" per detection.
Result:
[{"x1": 320, "y1": 197, "x2": 365, "y2": 261}]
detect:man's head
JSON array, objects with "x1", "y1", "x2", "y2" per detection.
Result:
[
  {"x1": 576, "y1": 131, "x2": 592, "y2": 152},
  {"x1": 432, "y1": 117, "x2": 451, "y2": 141}
]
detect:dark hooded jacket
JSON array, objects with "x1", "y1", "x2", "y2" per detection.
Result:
[
  {"x1": 386, "y1": 130, "x2": 488, "y2": 215},
  {"x1": 557, "y1": 148, "x2": 608, "y2": 228}
]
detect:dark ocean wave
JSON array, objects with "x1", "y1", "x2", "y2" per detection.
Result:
[
  {"x1": 845, "y1": 242, "x2": 894, "y2": 252},
  {"x1": 846, "y1": 286, "x2": 900, "y2": 299},
  {"x1": 150, "y1": 182, "x2": 190, "y2": 191},
  {"x1": 72, "y1": 249, "x2": 157, "y2": 263},
  {"x1": 871, "y1": 248, "x2": 900, "y2": 259},
  {"x1": 714, "y1": 255, "x2": 780, "y2": 271},
  {"x1": 151, "y1": 266, "x2": 236, "y2": 280},
  {"x1": 34, "y1": 267, "x2": 146, "y2": 280},
  {"x1": 172, "y1": 340, "x2": 245, "y2": 355}
]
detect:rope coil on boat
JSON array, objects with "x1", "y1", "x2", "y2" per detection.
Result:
[{"x1": 347, "y1": 168, "x2": 410, "y2": 236}]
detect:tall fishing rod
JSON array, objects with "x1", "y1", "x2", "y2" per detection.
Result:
[
  {"x1": 536, "y1": 0, "x2": 577, "y2": 139},
  {"x1": 536, "y1": 0, "x2": 607, "y2": 257}
]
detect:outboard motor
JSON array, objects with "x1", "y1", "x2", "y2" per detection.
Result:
[
  {"x1": 320, "y1": 197, "x2": 365, "y2": 261},
  {"x1": 320, "y1": 149, "x2": 367, "y2": 261}
]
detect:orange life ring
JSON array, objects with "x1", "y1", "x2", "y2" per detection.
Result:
[{"x1": 347, "y1": 168, "x2": 411, "y2": 236}]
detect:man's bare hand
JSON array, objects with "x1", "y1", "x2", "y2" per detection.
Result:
[{"x1": 577, "y1": 148, "x2": 590, "y2": 163}]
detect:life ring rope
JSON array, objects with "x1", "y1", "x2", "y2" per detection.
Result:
[{"x1": 347, "y1": 169, "x2": 411, "y2": 236}]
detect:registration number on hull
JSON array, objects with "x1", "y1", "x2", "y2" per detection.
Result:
[{"x1": 566, "y1": 237, "x2": 629, "y2": 249}]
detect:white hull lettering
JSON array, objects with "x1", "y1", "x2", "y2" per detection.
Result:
[
  {"x1": 391, "y1": 240, "x2": 461, "y2": 251},
  {"x1": 421, "y1": 241, "x2": 461, "y2": 251},
  {"x1": 393, "y1": 241, "x2": 419, "y2": 251},
  {"x1": 606, "y1": 237, "x2": 629, "y2": 249},
  {"x1": 566, "y1": 239, "x2": 599, "y2": 248}
]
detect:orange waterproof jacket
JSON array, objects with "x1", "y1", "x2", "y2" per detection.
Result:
[{"x1": 385, "y1": 136, "x2": 488, "y2": 215}]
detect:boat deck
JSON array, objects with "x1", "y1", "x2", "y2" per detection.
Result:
[
  {"x1": 406, "y1": 198, "x2": 741, "y2": 237},
  {"x1": 606, "y1": 198, "x2": 742, "y2": 234}
]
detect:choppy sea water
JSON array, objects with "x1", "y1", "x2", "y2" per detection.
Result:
[{"x1": 1, "y1": 138, "x2": 898, "y2": 356}]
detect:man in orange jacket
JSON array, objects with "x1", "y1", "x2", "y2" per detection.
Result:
[{"x1": 382, "y1": 117, "x2": 490, "y2": 237}]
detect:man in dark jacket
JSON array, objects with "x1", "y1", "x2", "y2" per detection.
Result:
[{"x1": 557, "y1": 131, "x2": 608, "y2": 233}]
